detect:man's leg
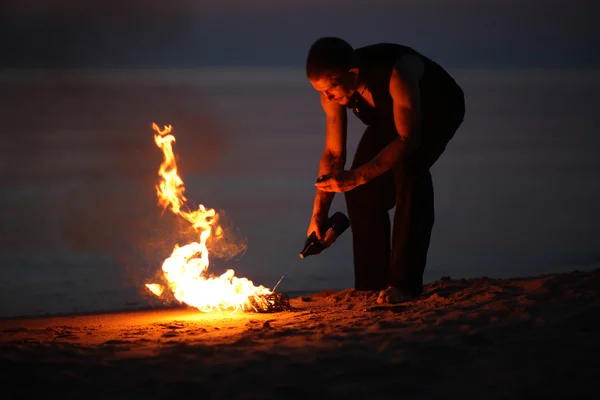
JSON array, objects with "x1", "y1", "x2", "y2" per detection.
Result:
[
  {"x1": 388, "y1": 104, "x2": 466, "y2": 297},
  {"x1": 388, "y1": 165, "x2": 434, "y2": 296},
  {"x1": 344, "y1": 125, "x2": 395, "y2": 291}
]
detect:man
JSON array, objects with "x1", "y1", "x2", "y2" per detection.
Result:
[{"x1": 305, "y1": 37, "x2": 465, "y2": 304}]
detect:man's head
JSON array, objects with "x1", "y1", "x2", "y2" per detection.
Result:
[{"x1": 306, "y1": 37, "x2": 359, "y2": 106}]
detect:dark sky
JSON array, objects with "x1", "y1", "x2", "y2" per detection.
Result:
[{"x1": 1, "y1": 0, "x2": 598, "y2": 68}]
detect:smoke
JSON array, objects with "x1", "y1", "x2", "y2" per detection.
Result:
[{"x1": 207, "y1": 209, "x2": 248, "y2": 261}]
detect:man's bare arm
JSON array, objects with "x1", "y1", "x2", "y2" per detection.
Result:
[
  {"x1": 355, "y1": 54, "x2": 424, "y2": 183},
  {"x1": 312, "y1": 92, "x2": 347, "y2": 216}
]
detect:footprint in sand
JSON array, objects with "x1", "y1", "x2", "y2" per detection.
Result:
[
  {"x1": 121, "y1": 329, "x2": 149, "y2": 339},
  {"x1": 153, "y1": 323, "x2": 185, "y2": 330},
  {"x1": 103, "y1": 339, "x2": 130, "y2": 346},
  {"x1": 1, "y1": 327, "x2": 29, "y2": 335},
  {"x1": 126, "y1": 329, "x2": 149, "y2": 336},
  {"x1": 49, "y1": 326, "x2": 80, "y2": 340}
]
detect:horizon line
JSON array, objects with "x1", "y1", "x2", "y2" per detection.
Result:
[{"x1": 1, "y1": 67, "x2": 598, "y2": 86}]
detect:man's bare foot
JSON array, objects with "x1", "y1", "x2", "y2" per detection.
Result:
[{"x1": 376, "y1": 286, "x2": 405, "y2": 304}]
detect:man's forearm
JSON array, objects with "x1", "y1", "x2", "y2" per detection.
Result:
[
  {"x1": 356, "y1": 136, "x2": 415, "y2": 183},
  {"x1": 312, "y1": 189, "x2": 335, "y2": 217},
  {"x1": 312, "y1": 153, "x2": 345, "y2": 215},
  {"x1": 355, "y1": 84, "x2": 421, "y2": 184}
]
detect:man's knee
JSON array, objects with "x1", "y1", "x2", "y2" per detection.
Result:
[{"x1": 345, "y1": 191, "x2": 388, "y2": 215}]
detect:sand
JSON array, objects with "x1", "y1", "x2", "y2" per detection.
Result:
[{"x1": 1, "y1": 268, "x2": 599, "y2": 400}]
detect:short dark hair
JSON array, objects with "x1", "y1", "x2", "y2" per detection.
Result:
[{"x1": 305, "y1": 37, "x2": 354, "y2": 80}]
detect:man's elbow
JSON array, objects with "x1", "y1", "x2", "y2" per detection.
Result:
[{"x1": 399, "y1": 133, "x2": 421, "y2": 155}]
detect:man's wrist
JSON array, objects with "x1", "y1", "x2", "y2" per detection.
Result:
[
  {"x1": 312, "y1": 209, "x2": 327, "y2": 218},
  {"x1": 312, "y1": 199, "x2": 332, "y2": 217},
  {"x1": 354, "y1": 164, "x2": 372, "y2": 186}
]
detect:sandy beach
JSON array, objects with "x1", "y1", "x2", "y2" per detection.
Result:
[{"x1": 1, "y1": 268, "x2": 598, "y2": 399}]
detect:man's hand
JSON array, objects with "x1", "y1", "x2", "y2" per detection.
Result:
[
  {"x1": 314, "y1": 169, "x2": 365, "y2": 193},
  {"x1": 307, "y1": 212, "x2": 327, "y2": 240}
]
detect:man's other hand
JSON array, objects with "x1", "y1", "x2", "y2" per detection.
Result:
[{"x1": 314, "y1": 170, "x2": 364, "y2": 193}]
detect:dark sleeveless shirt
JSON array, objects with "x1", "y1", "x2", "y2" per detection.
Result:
[{"x1": 346, "y1": 43, "x2": 464, "y2": 129}]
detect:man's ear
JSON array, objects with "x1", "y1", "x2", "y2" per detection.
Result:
[{"x1": 348, "y1": 67, "x2": 359, "y2": 82}]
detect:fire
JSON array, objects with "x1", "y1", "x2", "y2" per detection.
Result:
[{"x1": 145, "y1": 123, "x2": 272, "y2": 312}]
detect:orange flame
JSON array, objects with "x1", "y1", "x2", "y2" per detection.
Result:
[{"x1": 145, "y1": 123, "x2": 271, "y2": 312}]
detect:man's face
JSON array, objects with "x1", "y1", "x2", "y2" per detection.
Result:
[{"x1": 310, "y1": 69, "x2": 359, "y2": 106}]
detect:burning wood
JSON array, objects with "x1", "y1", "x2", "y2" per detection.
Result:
[
  {"x1": 248, "y1": 293, "x2": 293, "y2": 313},
  {"x1": 145, "y1": 123, "x2": 281, "y2": 313}
]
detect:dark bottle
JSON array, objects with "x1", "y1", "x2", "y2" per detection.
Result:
[{"x1": 299, "y1": 212, "x2": 351, "y2": 259}]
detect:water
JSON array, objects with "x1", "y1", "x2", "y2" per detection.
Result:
[{"x1": 1, "y1": 68, "x2": 599, "y2": 318}]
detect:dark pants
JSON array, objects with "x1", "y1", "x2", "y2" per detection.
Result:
[{"x1": 344, "y1": 99, "x2": 465, "y2": 295}]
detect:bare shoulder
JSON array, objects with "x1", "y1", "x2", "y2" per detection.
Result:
[
  {"x1": 392, "y1": 54, "x2": 425, "y2": 82},
  {"x1": 389, "y1": 54, "x2": 424, "y2": 104}
]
